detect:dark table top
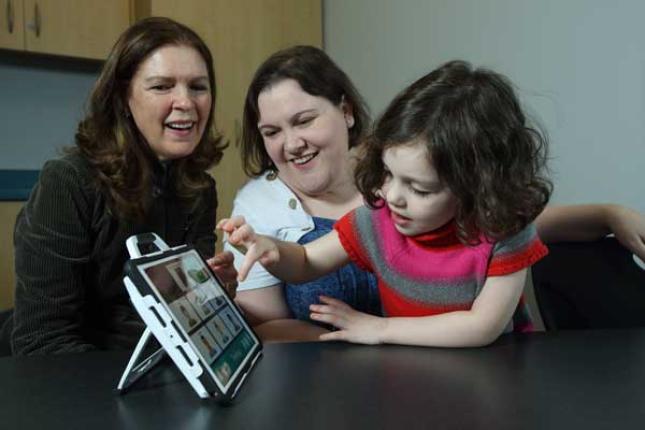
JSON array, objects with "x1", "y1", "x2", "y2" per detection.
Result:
[{"x1": 2, "y1": 329, "x2": 645, "y2": 430}]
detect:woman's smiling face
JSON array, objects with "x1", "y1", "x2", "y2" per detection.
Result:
[
  {"x1": 127, "y1": 44, "x2": 212, "y2": 161},
  {"x1": 257, "y1": 79, "x2": 355, "y2": 197}
]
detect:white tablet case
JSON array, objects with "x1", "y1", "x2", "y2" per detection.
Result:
[{"x1": 116, "y1": 233, "x2": 260, "y2": 400}]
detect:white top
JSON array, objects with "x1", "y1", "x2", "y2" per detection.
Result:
[{"x1": 224, "y1": 173, "x2": 315, "y2": 291}]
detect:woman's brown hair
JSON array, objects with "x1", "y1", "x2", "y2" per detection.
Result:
[
  {"x1": 356, "y1": 60, "x2": 552, "y2": 243},
  {"x1": 73, "y1": 17, "x2": 226, "y2": 220}
]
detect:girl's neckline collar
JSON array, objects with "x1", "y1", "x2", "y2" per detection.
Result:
[{"x1": 409, "y1": 219, "x2": 460, "y2": 247}]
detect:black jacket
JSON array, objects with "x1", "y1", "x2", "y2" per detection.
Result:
[{"x1": 11, "y1": 153, "x2": 217, "y2": 355}]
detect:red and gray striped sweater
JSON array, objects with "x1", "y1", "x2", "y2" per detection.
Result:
[{"x1": 334, "y1": 205, "x2": 548, "y2": 333}]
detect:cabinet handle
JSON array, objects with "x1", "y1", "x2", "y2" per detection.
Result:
[
  {"x1": 6, "y1": 0, "x2": 13, "y2": 34},
  {"x1": 34, "y1": 2, "x2": 40, "y2": 37},
  {"x1": 27, "y1": 2, "x2": 40, "y2": 37}
]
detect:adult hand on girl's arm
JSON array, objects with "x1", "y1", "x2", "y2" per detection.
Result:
[
  {"x1": 606, "y1": 206, "x2": 645, "y2": 261},
  {"x1": 536, "y1": 204, "x2": 645, "y2": 261}
]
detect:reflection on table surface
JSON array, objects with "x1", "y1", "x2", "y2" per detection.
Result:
[{"x1": 2, "y1": 329, "x2": 645, "y2": 430}]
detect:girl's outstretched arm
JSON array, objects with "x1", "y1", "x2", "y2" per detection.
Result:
[
  {"x1": 217, "y1": 216, "x2": 350, "y2": 283},
  {"x1": 536, "y1": 204, "x2": 645, "y2": 260},
  {"x1": 314, "y1": 269, "x2": 527, "y2": 347}
]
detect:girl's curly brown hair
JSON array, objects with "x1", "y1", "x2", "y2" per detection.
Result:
[
  {"x1": 356, "y1": 60, "x2": 552, "y2": 244},
  {"x1": 72, "y1": 17, "x2": 226, "y2": 220}
]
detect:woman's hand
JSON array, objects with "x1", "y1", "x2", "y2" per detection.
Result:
[
  {"x1": 310, "y1": 295, "x2": 387, "y2": 345},
  {"x1": 606, "y1": 205, "x2": 645, "y2": 262},
  {"x1": 206, "y1": 250, "x2": 238, "y2": 298},
  {"x1": 217, "y1": 216, "x2": 280, "y2": 281}
]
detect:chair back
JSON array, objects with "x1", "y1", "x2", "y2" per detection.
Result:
[{"x1": 532, "y1": 237, "x2": 645, "y2": 330}]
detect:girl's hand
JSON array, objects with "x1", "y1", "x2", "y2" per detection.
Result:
[
  {"x1": 606, "y1": 206, "x2": 645, "y2": 262},
  {"x1": 217, "y1": 216, "x2": 279, "y2": 282},
  {"x1": 206, "y1": 251, "x2": 238, "y2": 298},
  {"x1": 310, "y1": 295, "x2": 387, "y2": 345}
]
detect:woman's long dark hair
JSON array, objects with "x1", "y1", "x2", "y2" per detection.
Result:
[
  {"x1": 356, "y1": 60, "x2": 552, "y2": 243},
  {"x1": 73, "y1": 17, "x2": 226, "y2": 220}
]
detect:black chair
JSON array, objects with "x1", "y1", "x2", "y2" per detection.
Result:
[
  {"x1": 0, "y1": 308, "x2": 12, "y2": 356},
  {"x1": 532, "y1": 237, "x2": 645, "y2": 330}
]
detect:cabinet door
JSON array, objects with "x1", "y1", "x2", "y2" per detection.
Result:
[
  {"x1": 0, "y1": 0, "x2": 24, "y2": 50},
  {"x1": 23, "y1": 0, "x2": 131, "y2": 59},
  {"x1": 148, "y1": 0, "x2": 322, "y2": 247}
]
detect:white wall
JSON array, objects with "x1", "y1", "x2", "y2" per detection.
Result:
[{"x1": 324, "y1": 0, "x2": 645, "y2": 211}]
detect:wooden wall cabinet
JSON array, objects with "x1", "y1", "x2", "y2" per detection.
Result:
[
  {"x1": 0, "y1": 0, "x2": 131, "y2": 60},
  {"x1": 137, "y1": 0, "x2": 322, "y2": 248},
  {"x1": 0, "y1": 0, "x2": 24, "y2": 50}
]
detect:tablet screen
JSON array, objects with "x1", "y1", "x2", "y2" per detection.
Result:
[{"x1": 137, "y1": 249, "x2": 258, "y2": 392}]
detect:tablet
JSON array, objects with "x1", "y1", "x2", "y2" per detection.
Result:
[{"x1": 122, "y1": 242, "x2": 262, "y2": 401}]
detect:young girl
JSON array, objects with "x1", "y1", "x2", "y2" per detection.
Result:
[{"x1": 219, "y1": 60, "x2": 552, "y2": 347}]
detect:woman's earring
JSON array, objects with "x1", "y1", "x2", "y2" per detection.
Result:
[
  {"x1": 266, "y1": 169, "x2": 278, "y2": 180},
  {"x1": 345, "y1": 115, "x2": 355, "y2": 129}
]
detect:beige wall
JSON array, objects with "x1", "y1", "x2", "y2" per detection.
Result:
[
  {"x1": 0, "y1": 202, "x2": 22, "y2": 310},
  {"x1": 324, "y1": 0, "x2": 645, "y2": 213}
]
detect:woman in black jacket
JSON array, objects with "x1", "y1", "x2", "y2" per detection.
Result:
[{"x1": 10, "y1": 17, "x2": 236, "y2": 355}]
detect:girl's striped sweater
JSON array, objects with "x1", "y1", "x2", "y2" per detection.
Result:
[{"x1": 334, "y1": 205, "x2": 548, "y2": 332}]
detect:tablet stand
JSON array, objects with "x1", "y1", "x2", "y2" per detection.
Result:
[
  {"x1": 117, "y1": 327, "x2": 166, "y2": 393},
  {"x1": 117, "y1": 233, "x2": 172, "y2": 395}
]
